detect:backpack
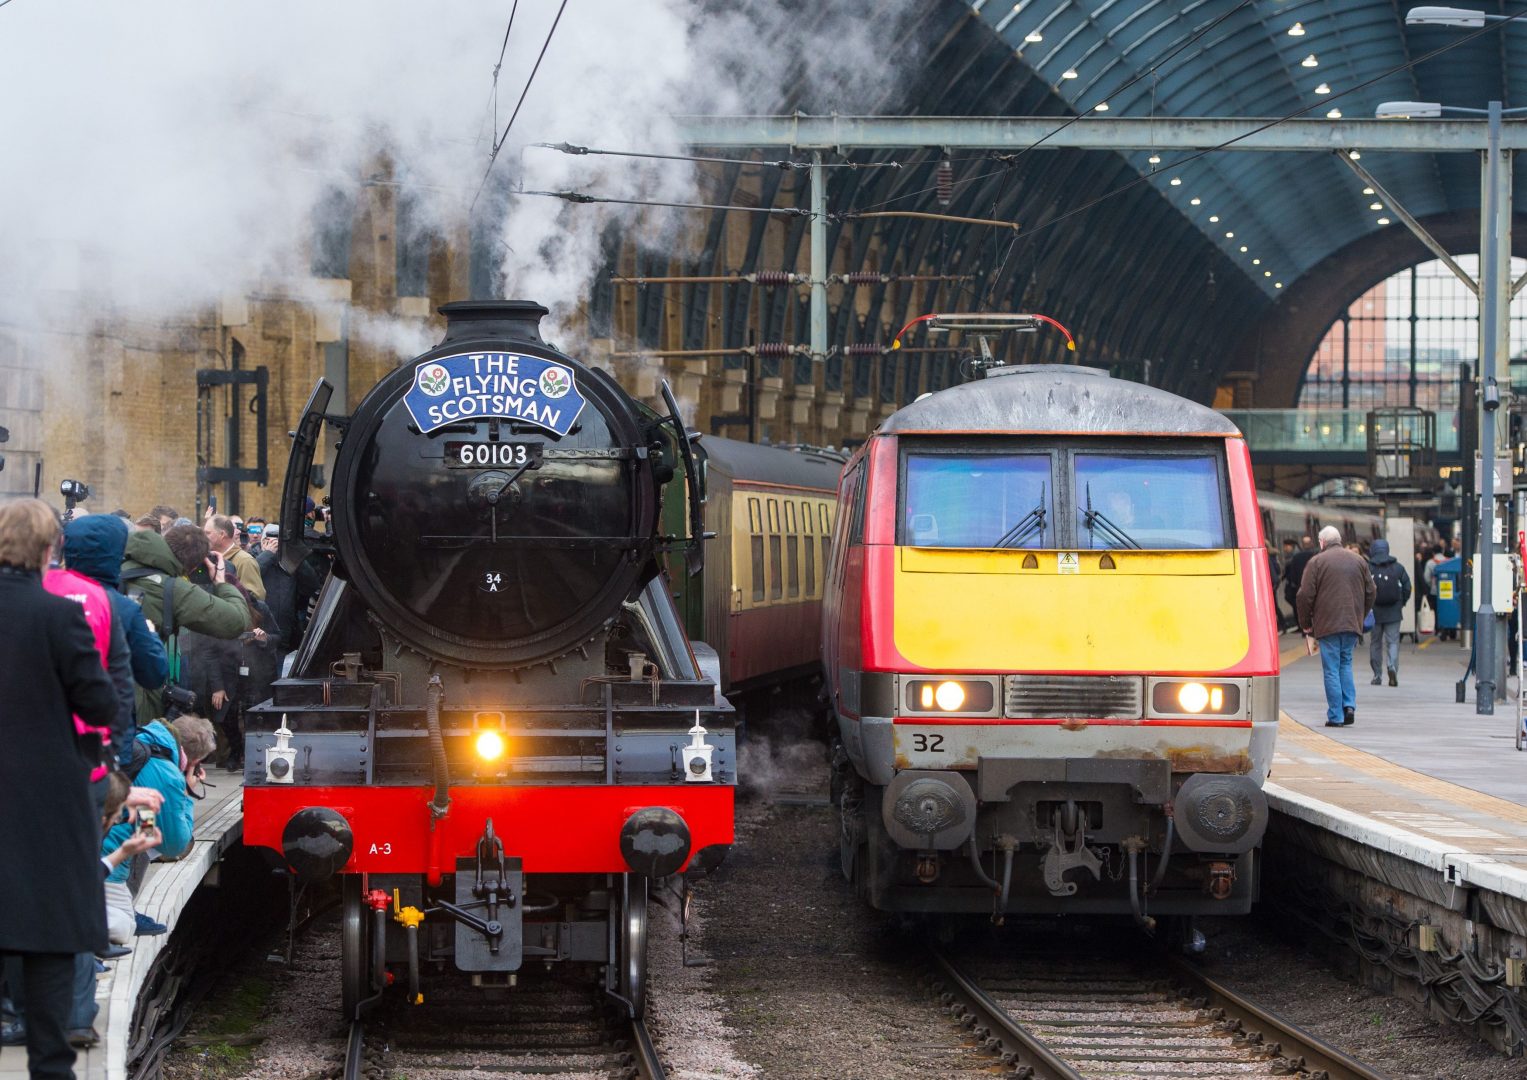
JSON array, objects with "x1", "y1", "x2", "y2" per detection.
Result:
[
  {"x1": 43, "y1": 568, "x2": 115, "y2": 782},
  {"x1": 1373, "y1": 564, "x2": 1403, "y2": 608},
  {"x1": 124, "y1": 734, "x2": 177, "y2": 781}
]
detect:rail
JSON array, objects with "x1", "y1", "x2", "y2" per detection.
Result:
[{"x1": 929, "y1": 943, "x2": 1391, "y2": 1080}]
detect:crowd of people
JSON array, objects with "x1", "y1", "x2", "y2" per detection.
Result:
[
  {"x1": 1270, "y1": 529, "x2": 1459, "y2": 728},
  {"x1": 0, "y1": 498, "x2": 324, "y2": 1079}
]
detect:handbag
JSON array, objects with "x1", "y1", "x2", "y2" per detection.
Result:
[{"x1": 1363, "y1": 609, "x2": 1376, "y2": 631}]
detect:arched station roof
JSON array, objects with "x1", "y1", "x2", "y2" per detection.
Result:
[{"x1": 659, "y1": 0, "x2": 1524, "y2": 408}]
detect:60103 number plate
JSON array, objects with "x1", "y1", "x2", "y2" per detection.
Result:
[{"x1": 443, "y1": 441, "x2": 543, "y2": 469}]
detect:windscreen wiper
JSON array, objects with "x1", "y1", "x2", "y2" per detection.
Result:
[
  {"x1": 995, "y1": 484, "x2": 1046, "y2": 548},
  {"x1": 1082, "y1": 483, "x2": 1141, "y2": 550}
]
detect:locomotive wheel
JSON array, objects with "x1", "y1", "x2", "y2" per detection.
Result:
[
  {"x1": 610, "y1": 874, "x2": 648, "y2": 1020},
  {"x1": 340, "y1": 875, "x2": 367, "y2": 1020}
]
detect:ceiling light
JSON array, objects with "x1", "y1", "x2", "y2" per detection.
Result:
[
  {"x1": 1225, "y1": 231, "x2": 1235, "y2": 238},
  {"x1": 1288, "y1": 21, "x2": 1306, "y2": 36},
  {"x1": 1369, "y1": 201, "x2": 1383, "y2": 210},
  {"x1": 1148, "y1": 153, "x2": 1161, "y2": 164},
  {"x1": 1377, "y1": 217, "x2": 1392, "y2": 225},
  {"x1": 1275, "y1": 282, "x2": 1283, "y2": 289},
  {"x1": 1026, "y1": 32, "x2": 1043, "y2": 42},
  {"x1": 1190, "y1": 197, "x2": 1201, "y2": 205},
  {"x1": 1362, "y1": 186, "x2": 1375, "y2": 195},
  {"x1": 1301, "y1": 54, "x2": 1319, "y2": 68},
  {"x1": 1170, "y1": 176, "x2": 1182, "y2": 185},
  {"x1": 1240, "y1": 245, "x2": 1248, "y2": 253},
  {"x1": 1264, "y1": 270, "x2": 1272, "y2": 277},
  {"x1": 1327, "y1": 108, "x2": 1343, "y2": 119},
  {"x1": 1062, "y1": 69, "x2": 1079, "y2": 79},
  {"x1": 1209, "y1": 214, "x2": 1220, "y2": 222},
  {"x1": 1348, "y1": 150, "x2": 1361, "y2": 159},
  {"x1": 1095, "y1": 102, "x2": 1109, "y2": 112},
  {"x1": 1315, "y1": 82, "x2": 1332, "y2": 94},
  {"x1": 1253, "y1": 258, "x2": 1261, "y2": 265}
]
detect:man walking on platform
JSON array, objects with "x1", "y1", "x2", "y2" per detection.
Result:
[
  {"x1": 1297, "y1": 525, "x2": 1376, "y2": 727},
  {"x1": 1366, "y1": 539, "x2": 1412, "y2": 688}
]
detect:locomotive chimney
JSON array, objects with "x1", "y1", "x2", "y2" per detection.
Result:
[{"x1": 437, "y1": 300, "x2": 548, "y2": 347}]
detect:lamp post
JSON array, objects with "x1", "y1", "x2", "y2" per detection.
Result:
[{"x1": 1379, "y1": 68, "x2": 1527, "y2": 710}]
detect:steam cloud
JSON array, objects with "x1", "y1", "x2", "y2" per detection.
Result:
[{"x1": 0, "y1": 1, "x2": 918, "y2": 343}]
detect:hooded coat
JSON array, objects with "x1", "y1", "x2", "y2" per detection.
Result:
[
  {"x1": 119, "y1": 529, "x2": 250, "y2": 720},
  {"x1": 64, "y1": 514, "x2": 169, "y2": 701},
  {"x1": 1367, "y1": 538, "x2": 1414, "y2": 625},
  {"x1": 100, "y1": 721, "x2": 196, "y2": 884},
  {"x1": 0, "y1": 565, "x2": 115, "y2": 954}
]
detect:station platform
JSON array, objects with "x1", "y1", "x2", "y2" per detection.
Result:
[
  {"x1": 0, "y1": 778, "x2": 244, "y2": 1080},
  {"x1": 1268, "y1": 636, "x2": 1527, "y2": 954}
]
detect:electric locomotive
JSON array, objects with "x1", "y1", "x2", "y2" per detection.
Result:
[
  {"x1": 242, "y1": 300, "x2": 734, "y2": 1020},
  {"x1": 823, "y1": 315, "x2": 1277, "y2": 930}
]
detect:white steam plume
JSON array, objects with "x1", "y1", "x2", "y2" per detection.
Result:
[{"x1": 0, "y1": 1, "x2": 921, "y2": 341}]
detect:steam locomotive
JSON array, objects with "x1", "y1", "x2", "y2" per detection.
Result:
[{"x1": 241, "y1": 301, "x2": 734, "y2": 1020}]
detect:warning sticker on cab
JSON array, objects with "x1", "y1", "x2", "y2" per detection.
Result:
[
  {"x1": 1057, "y1": 551, "x2": 1080, "y2": 574},
  {"x1": 1439, "y1": 580, "x2": 1454, "y2": 600}
]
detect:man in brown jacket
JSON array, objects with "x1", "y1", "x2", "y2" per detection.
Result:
[{"x1": 1296, "y1": 525, "x2": 1377, "y2": 727}]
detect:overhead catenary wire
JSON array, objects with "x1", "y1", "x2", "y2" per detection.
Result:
[
  {"x1": 471, "y1": 0, "x2": 570, "y2": 212},
  {"x1": 533, "y1": 142, "x2": 901, "y2": 170},
  {"x1": 491, "y1": 1, "x2": 520, "y2": 137},
  {"x1": 520, "y1": 190, "x2": 811, "y2": 216}
]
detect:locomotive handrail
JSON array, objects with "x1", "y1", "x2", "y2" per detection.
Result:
[
  {"x1": 659, "y1": 380, "x2": 706, "y2": 576},
  {"x1": 279, "y1": 377, "x2": 334, "y2": 574}
]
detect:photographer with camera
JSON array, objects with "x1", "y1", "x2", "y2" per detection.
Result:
[
  {"x1": 203, "y1": 513, "x2": 264, "y2": 602},
  {"x1": 99, "y1": 715, "x2": 213, "y2": 946},
  {"x1": 0, "y1": 498, "x2": 117, "y2": 1080},
  {"x1": 119, "y1": 523, "x2": 250, "y2": 723}
]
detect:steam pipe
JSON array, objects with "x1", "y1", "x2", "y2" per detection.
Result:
[{"x1": 426, "y1": 673, "x2": 451, "y2": 820}]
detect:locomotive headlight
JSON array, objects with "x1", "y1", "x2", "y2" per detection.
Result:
[
  {"x1": 1148, "y1": 679, "x2": 1244, "y2": 718},
  {"x1": 1178, "y1": 682, "x2": 1211, "y2": 713},
  {"x1": 901, "y1": 677, "x2": 999, "y2": 717},
  {"x1": 933, "y1": 681, "x2": 965, "y2": 711},
  {"x1": 474, "y1": 730, "x2": 506, "y2": 761}
]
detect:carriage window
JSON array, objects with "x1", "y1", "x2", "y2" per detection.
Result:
[
  {"x1": 787, "y1": 536, "x2": 800, "y2": 597},
  {"x1": 819, "y1": 505, "x2": 830, "y2": 533},
  {"x1": 902, "y1": 453, "x2": 1053, "y2": 548},
  {"x1": 750, "y1": 535, "x2": 765, "y2": 603},
  {"x1": 805, "y1": 532, "x2": 816, "y2": 594},
  {"x1": 769, "y1": 535, "x2": 783, "y2": 599},
  {"x1": 1072, "y1": 454, "x2": 1227, "y2": 550}
]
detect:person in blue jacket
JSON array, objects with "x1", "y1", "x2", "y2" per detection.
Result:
[
  {"x1": 62, "y1": 515, "x2": 168, "y2": 754},
  {"x1": 99, "y1": 715, "x2": 214, "y2": 944}
]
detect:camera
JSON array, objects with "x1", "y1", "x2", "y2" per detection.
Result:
[
  {"x1": 59, "y1": 479, "x2": 90, "y2": 501},
  {"x1": 1484, "y1": 376, "x2": 1502, "y2": 413},
  {"x1": 163, "y1": 684, "x2": 197, "y2": 719}
]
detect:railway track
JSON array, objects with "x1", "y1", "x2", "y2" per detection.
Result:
[
  {"x1": 927, "y1": 940, "x2": 1391, "y2": 1080},
  {"x1": 341, "y1": 978, "x2": 665, "y2": 1080}
]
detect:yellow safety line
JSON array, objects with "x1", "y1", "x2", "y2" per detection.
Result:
[
  {"x1": 1279, "y1": 640, "x2": 1308, "y2": 668},
  {"x1": 1277, "y1": 713, "x2": 1527, "y2": 825},
  {"x1": 1418, "y1": 636, "x2": 1436, "y2": 650}
]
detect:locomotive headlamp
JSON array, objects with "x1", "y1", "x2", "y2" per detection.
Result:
[
  {"x1": 1148, "y1": 679, "x2": 1244, "y2": 718},
  {"x1": 1178, "y1": 682, "x2": 1211, "y2": 713},
  {"x1": 474, "y1": 730, "x2": 506, "y2": 762},
  {"x1": 932, "y1": 681, "x2": 965, "y2": 711},
  {"x1": 901, "y1": 677, "x2": 999, "y2": 717}
]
